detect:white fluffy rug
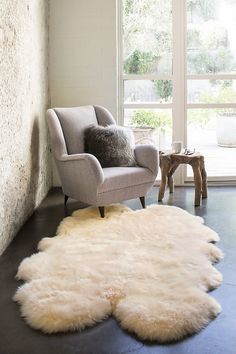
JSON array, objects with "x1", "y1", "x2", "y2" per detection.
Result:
[{"x1": 14, "y1": 204, "x2": 223, "y2": 342}]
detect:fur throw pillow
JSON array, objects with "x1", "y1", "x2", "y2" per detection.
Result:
[{"x1": 84, "y1": 125, "x2": 137, "y2": 167}]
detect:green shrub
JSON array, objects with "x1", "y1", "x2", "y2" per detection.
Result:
[
  {"x1": 153, "y1": 80, "x2": 172, "y2": 102},
  {"x1": 124, "y1": 50, "x2": 159, "y2": 75},
  {"x1": 131, "y1": 110, "x2": 172, "y2": 132}
]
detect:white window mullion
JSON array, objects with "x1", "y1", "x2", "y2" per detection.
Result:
[
  {"x1": 123, "y1": 75, "x2": 173, "y2": 81},
  {"x1": 187, "y1": 74, "x2": 236, "y2": 80},
  {"x1": 172, "y1": 0, "x2": 186, "y2": 185},
  {"x1": 117, "y1": 0, "x2": 124, "y2": 125},
  {"x1": 124, "y1": 103, "x2": 173, "y2": 109},
  {"x1": 187, "y1": 103, "x2": 236, "y2": 109}
]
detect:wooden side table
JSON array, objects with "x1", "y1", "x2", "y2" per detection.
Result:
[{"x1": 158, "y1": 151, "x2": 207, "y2": 206}]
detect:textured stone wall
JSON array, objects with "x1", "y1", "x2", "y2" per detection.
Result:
[{"x1": 0, "y1": 0, "x2": 52, "y2": 254}]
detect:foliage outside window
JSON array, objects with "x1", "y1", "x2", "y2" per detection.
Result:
[
  {"x1": 189, "y1": 81, "x2": 236, "y2": 128},
  {"x1": 187, "y1": 0, "x2": 236, "y2": 74},
  {"x1": 153, "y1": 80, "x2": 172, "y2": 102},
  {"x1": 123, "y1": 0, "x2": 172, "y2": 75},
  {"x1": 123, "y1": 0, "x2": 236, "y2": 153},
  {"x1": 131, "y1": 110, "x2": 172, "y2": 132}
]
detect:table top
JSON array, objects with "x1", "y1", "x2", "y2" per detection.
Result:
[
  {"x1": 159, "y1": 150, "x2": 202, "y2": 158},
  {"x1": 159, "y1": 150, "x2": 205, "y2": 164}
]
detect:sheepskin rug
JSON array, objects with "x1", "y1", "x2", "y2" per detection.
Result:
[{"x1": 14, "y1": 204, "x2": 223, "y2": 342}]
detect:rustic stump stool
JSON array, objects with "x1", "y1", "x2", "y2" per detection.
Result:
[{"x1": 158, "y1": 151, "x2": 207, "y2": 207}]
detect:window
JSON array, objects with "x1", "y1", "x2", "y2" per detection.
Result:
[{"x1": 119, "y1": 0, "x2": 236, "y2": 182}]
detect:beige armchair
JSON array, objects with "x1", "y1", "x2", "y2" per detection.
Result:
[{"x1": 47, "y1": 105, "x2": 158, "y2": 217}]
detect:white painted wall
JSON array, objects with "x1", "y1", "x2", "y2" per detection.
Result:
[
  {"x1": 49, "y1": 0, "x2": 118, "y2": 185},
  {"x1": 49, "y1": 0, "x2": 117, "y2": 115}
]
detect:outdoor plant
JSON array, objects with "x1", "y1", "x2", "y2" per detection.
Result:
[
  {"x1": 153, "y1": 80, "x2": 172, "y2": 102},
  {"x1": 124, "y1": 50, "x2": 159, "y2": 75},
  {"x1": 131, "y1": 110, "x2": 172, "y2": 132}
]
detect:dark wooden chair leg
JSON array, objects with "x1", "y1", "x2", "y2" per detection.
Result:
[
  {"x1": 64, "y1": 195, "x2": 69, "y2": 206},
  {"x1": 140, "y1": 196, "x2": 145, "y2": 208},
  {"x1": 98, "y1": 206, "x2": 105, "y2": 218}
]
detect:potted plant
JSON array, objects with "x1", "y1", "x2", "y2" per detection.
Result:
[
  {"x1": 130, "y1": 110, "x2": 172, "y2": 149},
  {"x1": 216, "y1": 109, "x2": 236, "y2": 147}
]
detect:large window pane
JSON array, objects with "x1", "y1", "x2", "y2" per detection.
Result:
[
  {"x1": 124, "y1": 80, "x2": 173, "y2": 103},
  {"x1": 187, "y1": 80, "x2": 236, "y2": 103},
  {"x1": 187, "y1": 109, "x2": 236, "y2": 177},
  {"x1": 124, "y1": 109, "x2": 172, "y2": 150},
  {"x1": 123, "y1": 0, "x2": 172, "y2": 75},
  {"x1": 187, "y1": 0, "x2": 236, "y2": 74}
]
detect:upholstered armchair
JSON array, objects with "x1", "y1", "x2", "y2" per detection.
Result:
[{"x1": 47, "y1": 105, "x2": 158, "y2": 217}]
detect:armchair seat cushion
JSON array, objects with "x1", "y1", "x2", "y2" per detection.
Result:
[{"x1": 98, "y1": 167, "x2": 154, "y2": 194}]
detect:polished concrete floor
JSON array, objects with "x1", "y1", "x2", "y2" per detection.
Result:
[{"x1": 0, "y1": 186, "x2": 236, "y2": 354}]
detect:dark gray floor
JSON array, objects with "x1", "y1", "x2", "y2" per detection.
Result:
[{"x1": 0, "y1": 186, "x2": 236, "y2": 354}]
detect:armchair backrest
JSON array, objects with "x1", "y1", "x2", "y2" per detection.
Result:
[{"x1": 47, "y1": 105, "x2": 116, "y2": 158}]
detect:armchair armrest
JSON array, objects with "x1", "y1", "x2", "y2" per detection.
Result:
[
  {"x1": 57, "y1": 153, "x2": 104, "y2": 190},
  {"x1": 134, "y1": 144, "x2": 159, "y2": 176}
]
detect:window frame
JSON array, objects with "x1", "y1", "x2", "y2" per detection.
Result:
[{"x1": 118, "y1": 0, "x2": 236, "y2": 183}]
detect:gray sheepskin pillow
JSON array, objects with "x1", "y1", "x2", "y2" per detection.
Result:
[{"x1": 84, "y1": 125, "x2": 137, "y2": 167}]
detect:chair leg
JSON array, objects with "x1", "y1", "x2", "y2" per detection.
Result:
[
  {"x1": 140, "y1": 196, "x2": 145, "y2": 208},
  {"x1": 98, "y1": 206, "x2": 105, "y2": 218},
  {"x1": 64, "y1": 195, "x2": 69, "y2": 206}
]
